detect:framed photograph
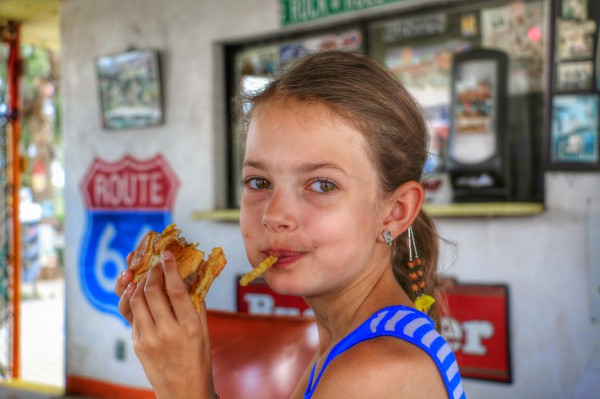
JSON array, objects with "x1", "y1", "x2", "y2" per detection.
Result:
[
  {"x1": 555, "y1": 19, "x2": 596, "y2": 61},
  {"x1": 561, "y1": 0, "x2": 588, "y2": 20},
  {"x1": 555, "y1": 60, "x2": 594, "y2": 91},
  {"x1": 549, "y1": 94, "x2": 599, "y2": 169},
  {"x1": 97, "y1": 49, "x2": 163, "y2": 130}
]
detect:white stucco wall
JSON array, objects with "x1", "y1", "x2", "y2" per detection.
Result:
[{"x1": 61, "y1": 0, "x2": 600, "y2": 397}]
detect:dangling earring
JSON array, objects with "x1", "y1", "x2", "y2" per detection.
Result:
[
  {"x1": 407, "y1": 226, "x2": 436, "y2": 314},
  {"x1": 382, "y1": 230, "x2": 394, "y2": 246}
]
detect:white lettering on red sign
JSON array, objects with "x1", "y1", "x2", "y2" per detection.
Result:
[
  {"x1": 243, "y1": 293, "x2": 314, "y2": 317},
  {"x1": 93, "y1": 172, "x2": 165, "y2": 208},
  {"x1": 442, "y1": 316, "x2": 494, "y2": 355},
  {"x1": 80, "y1": 154, "x2": 180, "y2": 210}
]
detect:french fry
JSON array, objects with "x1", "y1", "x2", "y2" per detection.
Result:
[{"x1": 239, "y1": 255, "x2": 278, "y2": 286}]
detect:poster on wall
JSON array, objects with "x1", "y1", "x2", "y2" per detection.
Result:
[
  {"x1": 279, "y1": 29, "x2": 362, "y2": 66},
  {"x1": 441, "y1": 282, "x2": 511, "y2": 383},
  {"x1": 555, "y1": 60, "x2": 594, "y2": 91},
  {"x1": 97, "y1": 50, "x2": 164, "y2": 130},
  {"x1": 555, "y1": 19, "x2": 596, "y2": 62},
  {"x1": 550, "y1": 94, "x2": 599, "y2": 168},
  {"x1": 481, "y1": 1, "x2": 545, "y2": 94},
  {"x1": 79, "y1": 154, "x2": 180, "y2": 323}
]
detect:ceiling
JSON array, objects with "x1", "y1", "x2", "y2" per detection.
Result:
[{"x1": 0, "y1": 0, "x2": 60, "y2": 50}]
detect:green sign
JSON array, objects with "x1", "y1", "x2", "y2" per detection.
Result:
[{"x1": 281, "y1": 0, "x2": 405, "y2": 25}]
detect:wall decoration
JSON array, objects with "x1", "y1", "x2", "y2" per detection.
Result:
[
  {"x1": 481, "y1": 2, "x2": 545, "y2": 94},
  {"x1": 79, "y1": 154, "x2": 180, "y2": 324},
  {"x1": 97, "y1": 49, "x2": 163, "y2": 130},
  {"x1": 555, "y1": 19, "x2": 596, "y2": 61},
  {"x1": 546, "y1": 0, "x2": 599, "y2": 171},
  {"x1": 441, "y1": 283, "x2": 512, "y2": 383},
  {"x1": 555, "y1": 60, "x2": 594, "y2": 91},
  {"x1": 550, "y1": 94, "x2": 599, "y2": 168},
  {"x1": 561, "y1": 0, "x2": 588, "y2": 20}
]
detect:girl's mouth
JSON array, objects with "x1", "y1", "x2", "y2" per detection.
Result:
[{"x1": 264, "y1": 249, "x2": 305, "y2": 269}]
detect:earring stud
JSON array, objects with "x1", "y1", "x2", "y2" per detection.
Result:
[{"x1": 383, "y1": 230, "x2": 393, "y2": 246}]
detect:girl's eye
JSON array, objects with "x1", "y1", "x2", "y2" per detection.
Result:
[
  {"x1": 244, "y1": 177, "x2": 272, "y2": 190},
  {"x1": 309, "y1": 179, "x2": 337, "y2": 194}
]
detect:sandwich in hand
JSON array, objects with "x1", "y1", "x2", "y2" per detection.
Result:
[{"x1": 129, "y1": 223, "x2": 227, "y2": 312}]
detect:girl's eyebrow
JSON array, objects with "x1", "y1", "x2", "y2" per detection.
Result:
[
  {"x1": 297, "y1": 162, "x2": 347, "y2": 175},
  {"x1": 242, "y1": 160, "x2": 347, "y2": 175},
  {"x1": 242, "y1": 160, "x2": 265, "y2": 170}
]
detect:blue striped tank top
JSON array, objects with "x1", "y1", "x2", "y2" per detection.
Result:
[{"x1": 304, "y1": 305, "x2": 466, "y2": 399}]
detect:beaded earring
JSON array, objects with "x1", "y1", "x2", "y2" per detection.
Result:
[{"x1": 407, "y1": 226, "x2": 436, "y2": 314}]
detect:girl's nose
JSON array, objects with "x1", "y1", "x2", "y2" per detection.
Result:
[{"x1": 261, "y1": 188, "x2": 298, "y2": 232}]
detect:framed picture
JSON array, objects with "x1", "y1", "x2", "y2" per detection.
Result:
[
  {"x1": 561, "y1": 0, "x2": 588, "y2": 20},
  {"x1": 549, "y1": 94, "x2": 599, "y2": 169},
  {"x1": 97, "y1": 49, "x2": 163, "y2": 130},
  {"x1": 555, "y1": 60, "x2": 594, "y2": 91}
]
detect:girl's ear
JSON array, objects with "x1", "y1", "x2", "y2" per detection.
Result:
[{"x1": 381, "y1": 181, "x2": 424, "y2": 243}]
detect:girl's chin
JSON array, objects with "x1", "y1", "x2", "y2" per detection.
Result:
[{"x1": 265, "y1": 276, "x2": 306, "y2": 297}]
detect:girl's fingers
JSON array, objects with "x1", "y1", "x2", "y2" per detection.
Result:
[
  {"x1": 116, "y1": 268, "x2": 133, "y2": 297},
  {"x1": 144, "y1": 260, "x2": 177, "y2": 326},
  {"x1": 116, "y1": 251, "x2": 134, "y2": 297},
  {"x1": 162, "y1": 251, "x2": 197, "y2": 320},
  {"x1": 129, "y1": 277, "x2": 155, "y2": 334},
  {"x1": 118, "y1": 281, "x2": 136, "y2": 325},
  {"x1": 197, "y1": 301, "x2": 211, "y2": 344}
]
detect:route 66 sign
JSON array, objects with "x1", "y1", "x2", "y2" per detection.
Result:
[{"x1": 79, "y1": 154, "x2": 180, "y2": 324}]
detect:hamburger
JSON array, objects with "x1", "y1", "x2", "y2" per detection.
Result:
[{"x1": 129, "y1": 223, "x2": 227, "y2": 312}]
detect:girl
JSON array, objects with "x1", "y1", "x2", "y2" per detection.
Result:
[{"x1": 117, "y1": 51, "x2": 465, "y2": 399}]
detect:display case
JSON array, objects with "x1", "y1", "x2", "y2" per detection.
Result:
[
  {"x1": 217, "y1": 0, "x2": 552, "y2": 218},
  {"x1": 369, "y1": 0, "x2": 546, "y2": 203}
]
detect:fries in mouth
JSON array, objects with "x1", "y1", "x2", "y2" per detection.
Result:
[{"x1": 239, "y1": 255, "x2": 278, "y2": 286}]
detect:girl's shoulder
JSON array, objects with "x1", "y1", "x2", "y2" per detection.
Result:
[
  {"x1": 313, "y1": 333, "x2": 447, "y2": 398},
  {"x1": 311, "y1": 306, "x2": 447, "y2": 397}
]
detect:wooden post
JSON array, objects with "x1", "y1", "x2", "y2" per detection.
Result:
[{"x1": 6, "y1": 20, "x2": 22, "y2": 380}]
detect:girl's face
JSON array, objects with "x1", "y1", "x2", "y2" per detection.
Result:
[{"x1": 240, "y1": 99, "x2": 388, "y2": 298}]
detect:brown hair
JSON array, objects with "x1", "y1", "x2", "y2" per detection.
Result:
[{"x1": 238, "y1": 51, "x2": 442, "y2": 326}]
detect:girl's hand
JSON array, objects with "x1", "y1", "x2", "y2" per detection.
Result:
[{"x1": 126, "y1": 251, "x2": 216, "y2": 399}]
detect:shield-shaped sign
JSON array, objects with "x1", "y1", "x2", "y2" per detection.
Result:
[{"x1": 79, "y1": 154, "x2": 180, "y2": 324}]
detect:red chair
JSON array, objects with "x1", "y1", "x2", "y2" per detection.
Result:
[{"x1": 207, "y1": 310, "x2": 318, "y2": 399}]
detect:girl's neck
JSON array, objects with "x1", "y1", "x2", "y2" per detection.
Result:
[{"x1": 306, "y1": 265, "x2": 412, "y2": 354}]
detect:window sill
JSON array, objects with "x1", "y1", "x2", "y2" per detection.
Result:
[{"x1": 192, "y1": 202, "x2": 544, "y2": 222}]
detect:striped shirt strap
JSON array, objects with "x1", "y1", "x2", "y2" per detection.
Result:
[{"x1": 304, "y1": 305, "x2": 466, "y2": 399}]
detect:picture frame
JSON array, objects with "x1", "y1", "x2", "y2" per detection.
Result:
[
  {"x1": 555, "y1": 60, "x2": 594, "y2": 91},
  {"x1": 96, "y1": 49, "x2": 164, "y2": 130},
  {"x1": 548, "y1": 94, "x2": 600, "y2": 170}
]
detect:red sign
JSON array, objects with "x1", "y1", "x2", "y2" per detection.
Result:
[
  {"x1": 441, "y1": 283, "x2": 511, "y2": 383},
  {"x1": 237, "y1": 279, "x2": 510, "y2": 383},
  {"x1": 236, "y1": 277, "x2": 312, "y2": 317},
  {"x1": 80, "y1": 154, "x2": 180, "y2": 211}
]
